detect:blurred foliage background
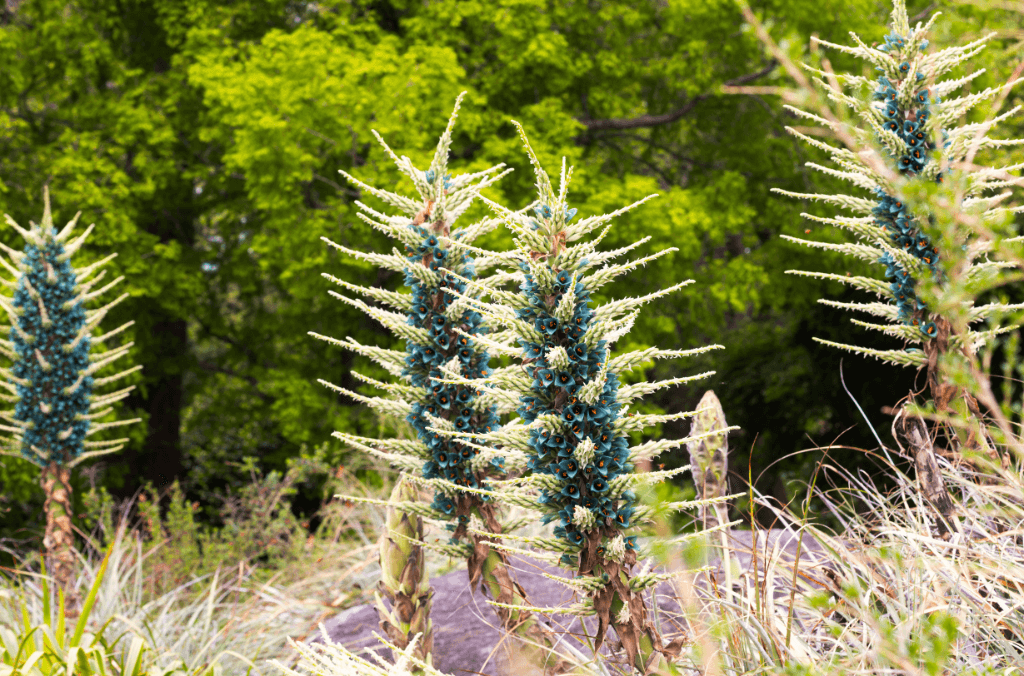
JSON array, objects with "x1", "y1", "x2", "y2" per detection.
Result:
[{"x1": 0, "y1": 0, "x2": 1021, "y2": 549}]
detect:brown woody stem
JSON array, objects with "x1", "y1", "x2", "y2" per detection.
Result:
[
  {"x1": 893, "y1": 401, "x2": 960, "y2": 539},
  {"x1": 583, "y1": 536, "x2": 676, "y2": 674},
  {"x1": 41, "y1": 461, "x2": 79, "y2": 616},
  {"x1": 924, "y1": 317, "x2": 1005, "y2": 474},
  {"x1": 465, "y1": 502, "x2": 575, "y2": 674}
]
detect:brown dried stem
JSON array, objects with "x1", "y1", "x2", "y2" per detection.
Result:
[{"x1": 41, "y1": 461, "x2": 79, "y2": 617}]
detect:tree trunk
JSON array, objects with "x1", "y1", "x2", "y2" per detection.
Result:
[
  {"x1": 41, "y1": 462, "x2": 79, "y2": 615},
  {"x1": 143, "y1": 317, "x2": 186, "y2": 487},
  {"x1": 121, "y1": 313, "x2": 186, "y2": 495}
]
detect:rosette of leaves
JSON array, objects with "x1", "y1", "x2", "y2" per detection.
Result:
[
  {"x1": 775, "y1": 1, "x2": 1024, "y2": 463},
  {"x1": 313, "y1": 96, "x2": 574, "y2": 667},
  {"x1": 0, "y1": 188, "x2": 141, "y2": 608},
  {"x1": 427, "y1": 123, "x2": 731, "y2": 671}
]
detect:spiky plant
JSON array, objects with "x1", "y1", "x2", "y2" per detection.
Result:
[
  {"x1": 775, "y1": 0, "x2": 1024, "y2": 468},
  {"x1": 313, "y1": 95, "x2": 574, "y2": 669},
  {"x1": 426, "y1": 123, "x2": 732, "y2": 672},
  {"x1": 0, "y1": 188, "x2": 141, "y2": 610}
]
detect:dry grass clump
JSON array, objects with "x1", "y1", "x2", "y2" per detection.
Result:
[
  {"x1": 5, "y1": 438, "x2": 1024, "y2": 675},
  {"x1": 269, "y1": 445, "x2": 1024, "y2": 676},
  {"x1": 0, "y1": 458, "x2": 413, "y2": 675},
  {"x1": 645, "y1": 449, "x2": 1024, "y2": 676}
]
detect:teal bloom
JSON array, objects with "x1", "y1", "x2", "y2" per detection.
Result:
[
  {"x1": 0, "y1": 190, "x2": 139, "y2": 468},
  {"x1": 869, "y1": 34, "x2": 944, "y2": 338}
]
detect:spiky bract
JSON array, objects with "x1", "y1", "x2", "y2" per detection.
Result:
[
  {"x1": 0, "y1": 188, "x2": 139, "y2": 467},
  {"x1": 777, "y1": 0, "x2": 1024, "y2": 366}
]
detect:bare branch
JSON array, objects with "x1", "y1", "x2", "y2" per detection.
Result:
[{"x1": 578, "y1": 61, "x2": 777, "y2": 131}]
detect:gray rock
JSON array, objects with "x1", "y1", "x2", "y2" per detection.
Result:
[{"x1": 310, "y1": 529, "x2": 838, "y2": 675}]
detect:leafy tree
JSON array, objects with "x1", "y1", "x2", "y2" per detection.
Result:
[{"x1": 6, "y1": 0, "x2": 1019, "y2": 544}]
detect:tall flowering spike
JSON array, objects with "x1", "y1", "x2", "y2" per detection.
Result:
[
  {"x1": 315, "y1": 93, "x2": 512, "y2": 539},
  {"x1": 317, "y1": 97, "x2": 578, "y2": 667},
  {"x1": 775, "y1": 0, "x2": 1024, "y2": 470},
  {"x1": 430, "y1": 122, "x2": 728, "y2": 671},
  {"x1": 775, "y1": 0, "x2": 1024, "y2": 370},
  {"x1": 0, "y1": 187, "x2": 141, "y2": 611}
]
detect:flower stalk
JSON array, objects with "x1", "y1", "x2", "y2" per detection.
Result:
[
  {"x1": 430, "y1": 123, "x2": 729, "y2": 671},
  {"x1": 318, "y1": 95, "x2": 576, "y2": 672},
  {"x1": 687, "y1": 390, "x2": 729, "y2": 531},
  {"x1": 0, "y1": 187, "x2": 140, "y2": 614},
  {"x1": 773, "y1": 0, "x2": 1024, "y2": 475}
]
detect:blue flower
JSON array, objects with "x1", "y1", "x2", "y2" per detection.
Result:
[
  {"x1": 614, "y1": 505, "x2": 634, "y2": 528},
  {"x1": 547, "y1": 434, "x2": 568, "y2": 451},
  {"x1": 432, "y1": 495, "x2": 455, "y2": 515},
  {"x1": 558, "y1": 458, "x2": 580, "y2": 478}
]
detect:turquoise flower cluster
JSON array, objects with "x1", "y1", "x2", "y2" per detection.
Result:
[
  {"x1": 11, "y1": 232, "x2": 93, "y2": 459},
  {"x1": 872, "y1": 31, "x2": 941, "y2": 338},
  {"x1": 516, "y1": 207, "x2": 637, "y2": 566},
  {"x1": 401, "y1": 218, "x2": 501, "y2": 532}
]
